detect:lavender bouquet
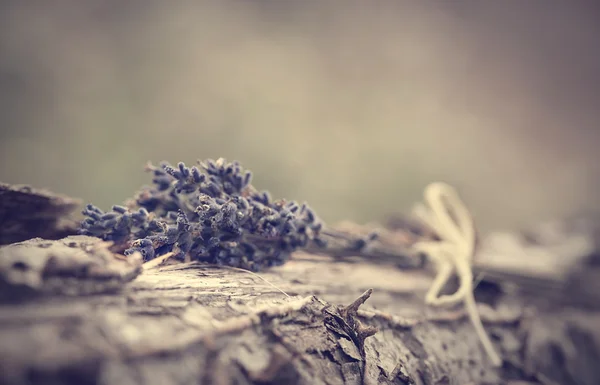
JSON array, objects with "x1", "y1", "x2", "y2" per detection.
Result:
[{"x1": 79, "y1": 158, "x2": 325, "y2": 271}]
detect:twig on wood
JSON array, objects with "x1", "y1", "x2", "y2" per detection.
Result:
[
  {"x1": 217, "y1": 265, "x2": 291, "y2": 298},
  {"x1": 304, "y1": 226, "x2": 426, "y2": 269}
]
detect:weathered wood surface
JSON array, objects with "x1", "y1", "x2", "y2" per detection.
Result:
[
  {"x1": 1, "y1": 241, "x2": 599, "y2": 385},
  {"x1": 0, "y1": 183, "x2": 80, "y2": 246},
  {"x1": 1, "y1": 184, "x2": 599, "y2": 385},
  {"x1": 0, "y1": 237, "x2": 142, "y2": 302}
]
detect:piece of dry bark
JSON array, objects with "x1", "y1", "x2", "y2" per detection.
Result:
[
  {"x1": 0, "y1": 182, "x2": 80, "y2": 245},
  {"x1": 0, "y1": 236, "x2": 143, "y2": 302}
]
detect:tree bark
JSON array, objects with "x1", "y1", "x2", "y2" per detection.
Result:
[
  {"x1": 0, "y1": 184, "x2": 599, "y2": 385},
  {"x1": 1, "y1": 239, "x2": 599, "y2": 385}
]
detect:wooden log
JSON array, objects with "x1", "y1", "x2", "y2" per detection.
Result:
[
  {"x1": 1, "y1": 183, "x2": 599, "y2": 385},
  {"x1": 1, "y1": 241, "x2": 599, "y2": 385}
]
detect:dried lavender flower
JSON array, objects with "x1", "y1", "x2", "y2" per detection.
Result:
[{"x1": 79, "y1": 158, "x2": 325, "y2": 271}]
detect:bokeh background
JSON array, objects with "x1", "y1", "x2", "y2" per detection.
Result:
[{"x1": 1, "y1": 1, "x2": 599, "y2": 233}]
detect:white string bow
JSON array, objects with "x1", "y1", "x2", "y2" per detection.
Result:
[{"x1": 412, "y1": 182, "x2": 501, "y2": 367}]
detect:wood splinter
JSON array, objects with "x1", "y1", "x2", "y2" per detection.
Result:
[{"x1": 323, "y1": 289, "x2": 379, "y2": 356}]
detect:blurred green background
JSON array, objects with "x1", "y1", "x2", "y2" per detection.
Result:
[{"x1": 1, "y1": 1, "x2": 599, "y2": 233}]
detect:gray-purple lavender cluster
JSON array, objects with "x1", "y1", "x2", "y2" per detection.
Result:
[{"x1": 79, "y1": 158, "x2": 325, "y2": 271}]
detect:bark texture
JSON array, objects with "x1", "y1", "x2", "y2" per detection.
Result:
[
  {"x1": 1, "y1": 241, "x2": 599, "y2": 385},
  {"x1": 0, "y1": 184, "x2": 599, "y2": 385},
  {"x1": 0, "y1": 183, "x2": 80, "y2": 246}
]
